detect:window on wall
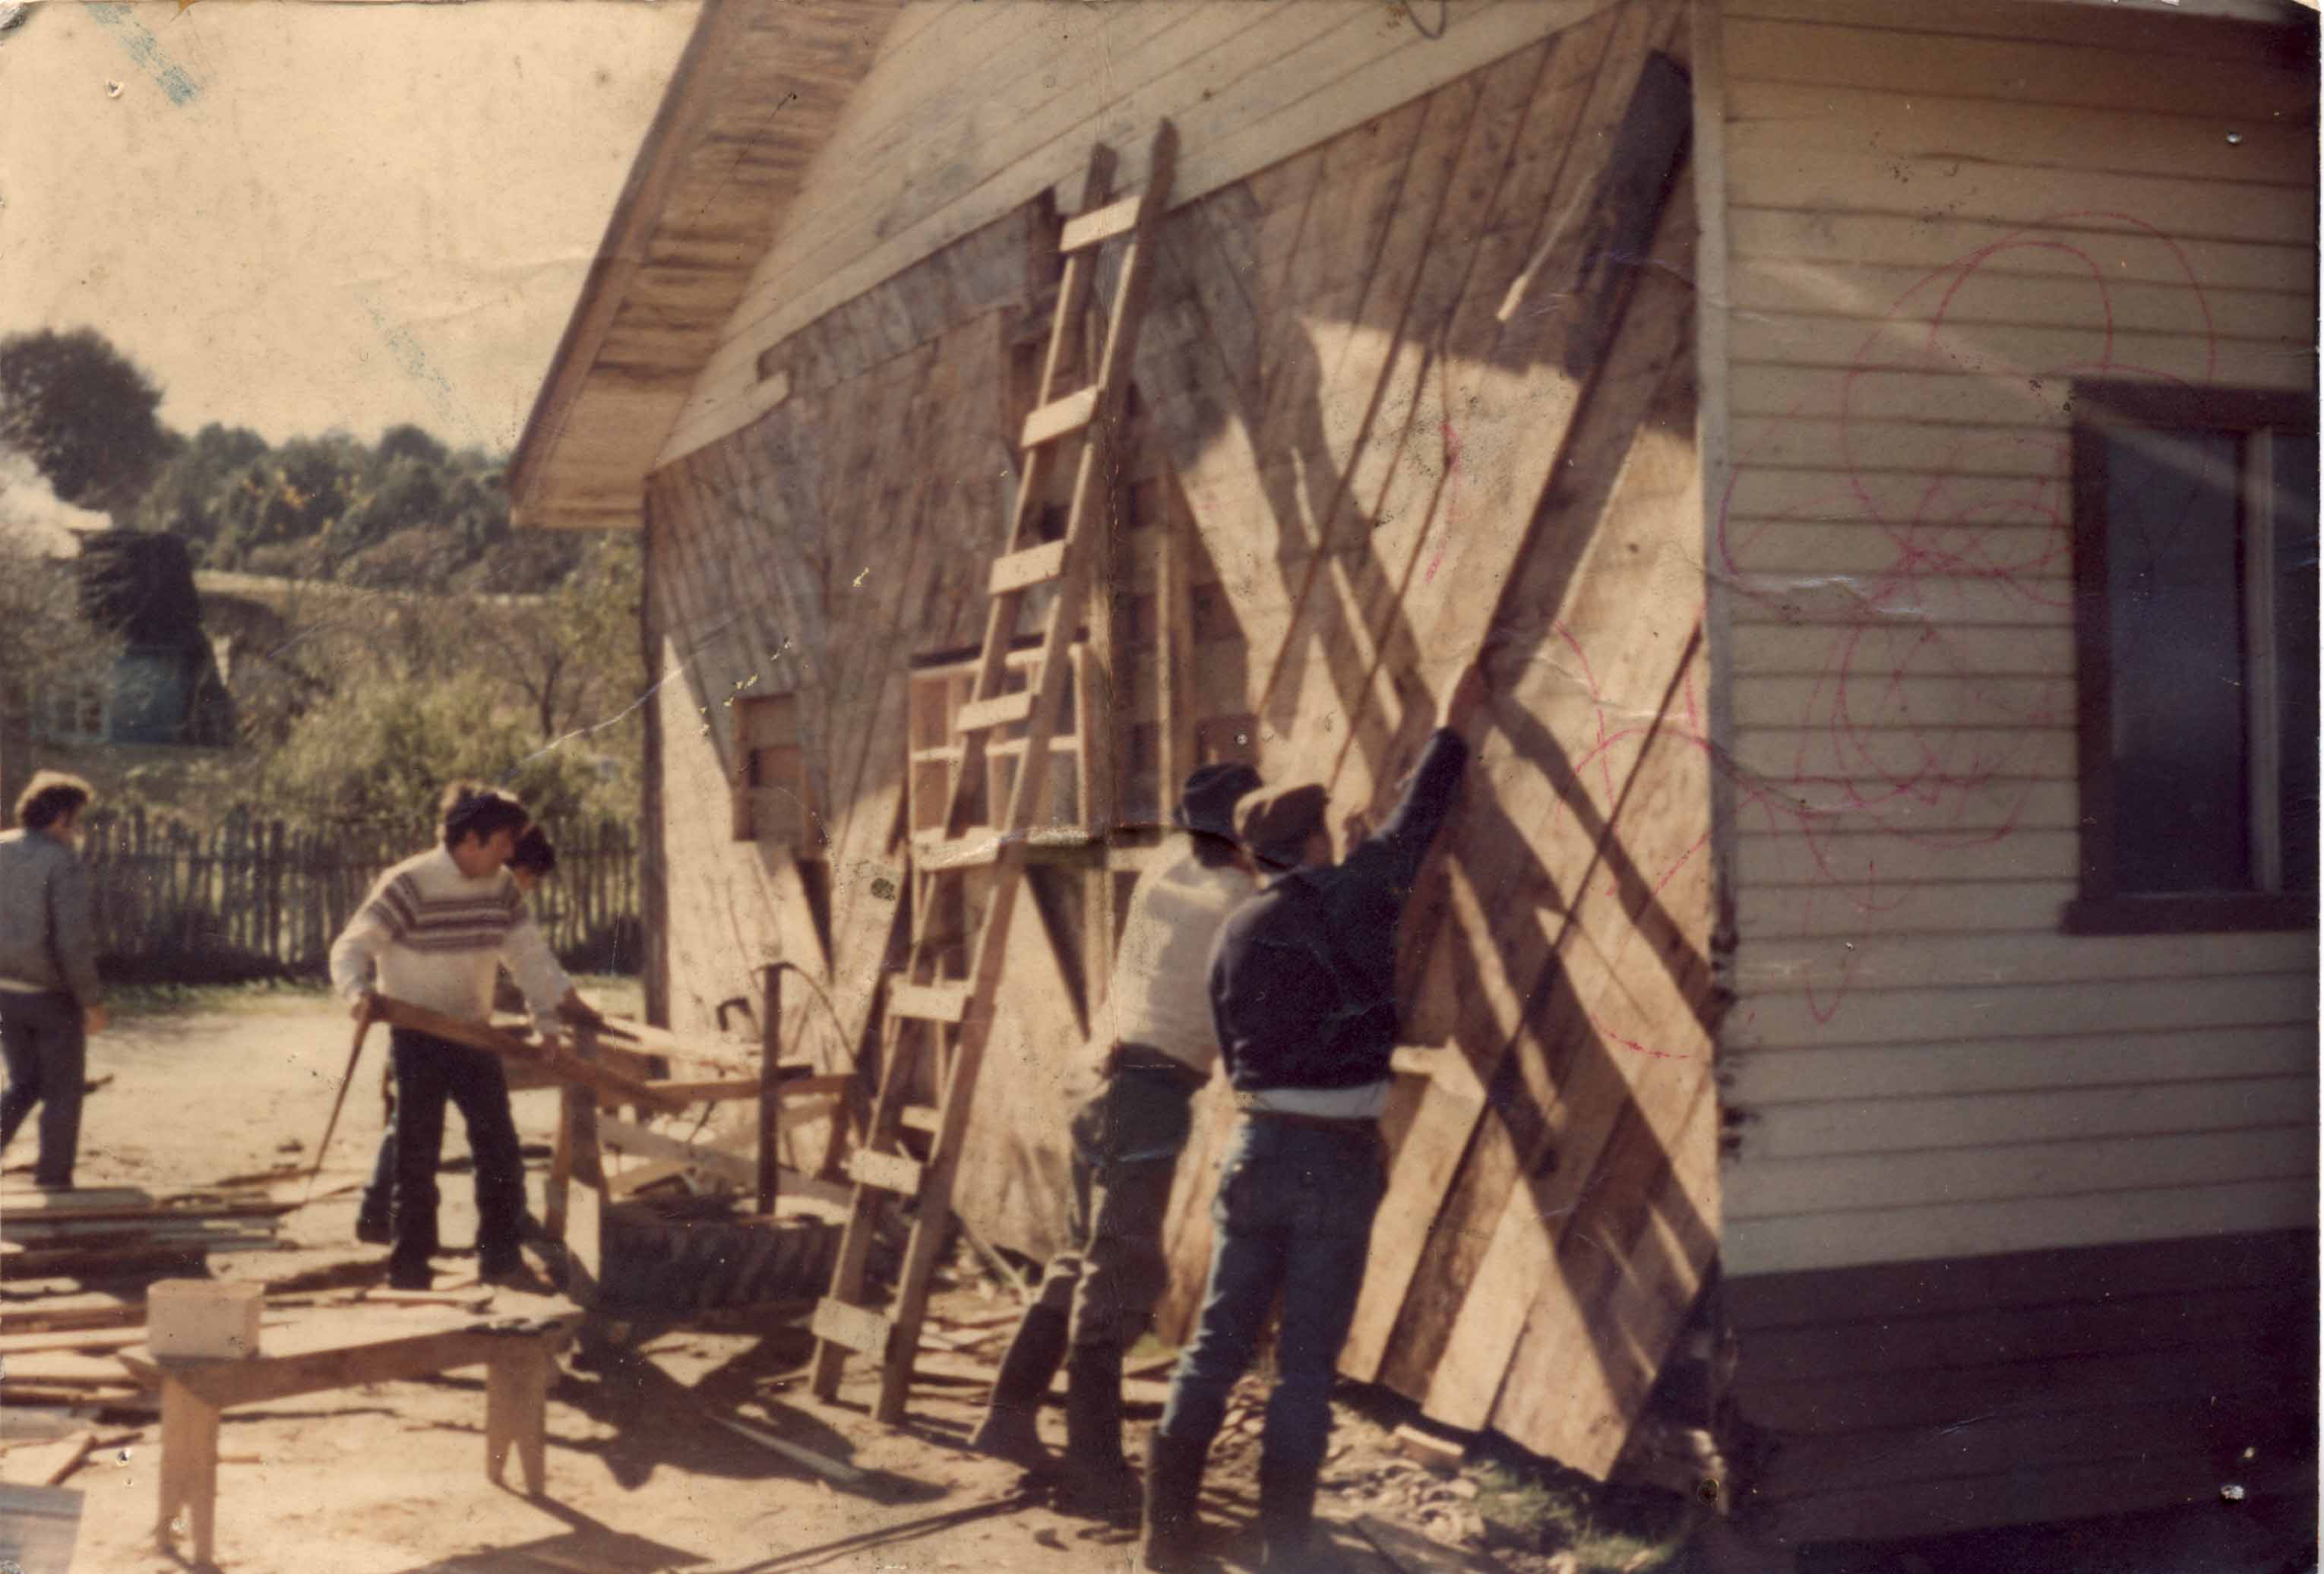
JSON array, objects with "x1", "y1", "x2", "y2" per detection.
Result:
[
  {"x1": 731, "y1": 692, "x2": 813, "y2": 849},
  {"x1": 2066, "y1": 382, "x2": 2319, "y2": 934}
]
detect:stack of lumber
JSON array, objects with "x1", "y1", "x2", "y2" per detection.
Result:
[{"x1": 0, "y1": 1186, "x2": 293, "y2": 1281}]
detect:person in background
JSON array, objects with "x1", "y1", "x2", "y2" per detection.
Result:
[
  {"x1": 1142, "y1": 677, "x2": 1478, "y2": 1573},
  {"x1": 353, "y1": 826, "x2": 570, "y2": 1246},
  {"x1": 0, "y1": 772, "x2": 109, "y2": 1191},
  {"x1": 330, "y1": 788, "x2": 597, "y2": 1288},
  {"x1": 969, "y1": 763, "x2": 1264, "y2": 1522}
]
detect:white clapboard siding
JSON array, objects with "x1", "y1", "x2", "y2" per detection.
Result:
[
  {"x1": 1729, "y1": 261, "x2": 2313, "y2": 343},
  {"x1": 1729, "y1": 928, "x2": 2319, "y2": 997},
  {"x1": 1727, "y1": 1126, "x2": 2319, "y2": 1220},
  {"x1": 1724, "y1": 466, "x2": 2076, "y2": 523},
  {"x1": 1734, "y1": 878, "x2": 2079, "y2": 941},
  {"x1": 1732, "y1": 621, "x2": 2074, "y2": 678},
  {"x1": 1743, "y1": 1074, "x2": 2314, "y2": 1162},
  {"x1": 1730, "y1": 975, "x2": 2316, "y2": 1055},
  {"x1": 1726, "y1": 1022, "x2": 2319, "y2": 1105},
  {"x1": 1725, "y1": 1178, "x2": 2318, "y2": 1276}
]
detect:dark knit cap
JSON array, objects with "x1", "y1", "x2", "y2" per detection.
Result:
[
  {"x1": 1175, "y1": 762, "x2": 1263, "y2": 842},
  {"x1": 1236, "y1": 782, "x2": 1329, "y2": 868}
]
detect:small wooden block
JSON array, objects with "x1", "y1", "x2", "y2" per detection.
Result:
[{"x1": 1392, "y1": 1423, "x2": 1466, "y2": 1474}]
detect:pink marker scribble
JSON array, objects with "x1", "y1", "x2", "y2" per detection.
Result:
[{"x1": 1550, "y1": 213, "x2": 2223, "y2": 1048}]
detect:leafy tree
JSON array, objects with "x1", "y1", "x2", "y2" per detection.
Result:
[
  {"x1": 0, "y1": 328, "x2": 174, "y2": 520},
  {"x1": 0, "y1": 498, "x2": 128, "y2": 820},
  {"x1": 255, "y1": 663, "x2": 625, "y2": 842},
  {"x1": 473, "y1": 534, "x2": 644, "y2": 744}
]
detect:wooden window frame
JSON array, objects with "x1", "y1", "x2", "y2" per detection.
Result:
[
  {"x1": 731, "y1": 691, "x2": 814, "y2": 850},
  {"x1": 905, "y1": 637, "x2": 1089, "y2": 851},
  {"x1": 2065, "y1": 380, "x2": 2319, "y2": 936}
]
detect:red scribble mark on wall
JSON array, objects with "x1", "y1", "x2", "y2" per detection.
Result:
[
  {"x1": 1702, "y1": 211, "x2": 2221, "y2": 1019},
  {"x1": 1544, "y1": 213, "x2": 2227, "y2": 1053}
]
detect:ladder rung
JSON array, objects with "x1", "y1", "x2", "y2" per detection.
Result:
[
  {"x1": 851, "y1": 1146, "x2": 927, "y2": 1196},
  {"x1": 813, "y1": 1297, "x2": 893, "y2": 1358},
  {"x1": 900, "y1": 1105, "x2": 942, "y2": 1135},
  {"x1": 1021, "y1": 387, "x2": 1098, "y2": 450},
  {"x1": 989, "y1": 542, "x2": 1068, "y2": 596},
  {"x1": 912, "y1": 835, "x2": 1003, "y2": 873},
  {"x1": 1059, "y1": 193, "x2": 1144, "y2": 254},
  {"x1": 955, "y1": 690, "x2": 1033, "y2": 734},
  {"x1": 889, "y1": 981, "x2": 970, "y2": 1023}
]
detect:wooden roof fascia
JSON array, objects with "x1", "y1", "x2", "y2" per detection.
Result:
[{"x1": 507, "y1": 0, "x2": 757, "y2": 526}]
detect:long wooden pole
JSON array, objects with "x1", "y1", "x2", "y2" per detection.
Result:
[{"x1": 304, "y1": 996, "x2": 378, "y2": 1203}]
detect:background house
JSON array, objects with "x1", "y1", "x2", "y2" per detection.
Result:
[{"x1": 509, "y1": 0, "x2": 2319, "y2": 1556}]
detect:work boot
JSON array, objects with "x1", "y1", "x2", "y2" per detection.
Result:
[
  {"x1": 354, "y1": 1190, "x2": 393, "y2": 1246},
  {"x1": 1056, "y1": 1346, "x2": 1140, "y2": 1525},
  {"x1": 969, "y1": 1302, "x2": 1068, "y2": 1467},
  {"x1": 1140, "y1": 1433, "x2": 1208, "y2": 1573},
  {"x1": 1258, "y1": 1454, "x2": 1345, "y2": 1571}
]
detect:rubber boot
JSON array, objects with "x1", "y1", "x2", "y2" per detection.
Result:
[
  {"x1": 1258, "y1": 1454, "x2": 1331, "y2": 1571},
  {"x1": 1056, "y1": 1345, "x2": 1142, "y2": 1525},
  {"x1": 969, "y1": 1302, "x2": 1068, "y2": 1466},
  {"x1": 1140, "y1": 1433, "x2": 1208, "y2": 1573}
]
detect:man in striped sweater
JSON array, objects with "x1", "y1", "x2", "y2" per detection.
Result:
[{"x1": 330, "y1": 785, "x2": 596, "y2": 1289}]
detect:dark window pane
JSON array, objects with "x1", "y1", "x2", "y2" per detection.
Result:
[
  {"x1": 2107, "y1": 427, "x2": 2250, "y2": 893},
  {"x1": 2275, "y1": 429, "x2": 2319, "y2": 894}
]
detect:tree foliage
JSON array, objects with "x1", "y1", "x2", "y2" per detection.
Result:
[{"x1": 0, "y1": 328, "x2": 174, "y2": 520}]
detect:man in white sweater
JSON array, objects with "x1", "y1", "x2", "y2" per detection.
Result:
[
  {"x1": 969, "y1": 762, "x2": 1263, "y2": 1521},
  {"x1": 329, "y1": 785, "x2": 594, "y2": 1289}
]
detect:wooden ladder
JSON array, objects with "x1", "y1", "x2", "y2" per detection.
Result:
[{"x1": 810, "y1": 121, "x2": 1179, "y2": 1424}]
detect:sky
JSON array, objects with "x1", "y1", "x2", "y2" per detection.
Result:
[{"x1": 0, "y1": 0, "x2": 700, "y2": 479}]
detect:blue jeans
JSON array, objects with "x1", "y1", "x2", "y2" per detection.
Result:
[
  {"x1": 1155, "y1": 1116, "x2": 1388, "y2": 1481},
  {"x1": 0, "y1": 991, "x2": 86, "y2": 1187},
  {"x1": 389, "y1": 1027, "x2": 525, "y2": 1272},
  {"x1": 1035, "y1": 1067, "x2": 1198, "y2": 1357}
]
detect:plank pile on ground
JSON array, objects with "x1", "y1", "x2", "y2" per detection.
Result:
[{"x1": 1, "y1": 1185, "x2": 295, "y2": 1282}]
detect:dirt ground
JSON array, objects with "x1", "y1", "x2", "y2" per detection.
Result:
[{"x1": 16, "y1": 991, "x2": 1652, "y2": 1574}]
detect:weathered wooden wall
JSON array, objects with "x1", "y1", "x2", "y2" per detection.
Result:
[
  {"x1": 658, "y1": 0, "x2": 1631, "y2": 465},
  {"x1": 645, "y1": 0, "x2": 1719, "y2": 1473},
  {"x1": 1697, "y1": 0, "x2": 2319, "y2": 1540},
  {"x1": 1706, "y1": 0, "x2": 2317, "y2": 1286},
  {"x1": 1127, "y1": 1, "x2": 1715, "y2": 1477}
]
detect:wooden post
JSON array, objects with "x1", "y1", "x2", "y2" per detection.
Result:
[
  {"x1": 544, "y1": 1078, "x2": 575, "y2": 1244},
  {"x1": 157, "y1": 1377, "x2": 220, "y2": 1563},
  {"x1": 757, "y1": 962, "x2": 782, "y2": 1215},
  {"x1": 484, "y1": 1342, "x2": 552, "y2": 1496}
]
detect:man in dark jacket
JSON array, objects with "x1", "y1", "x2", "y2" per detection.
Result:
[
  {"x1": 1143, "y1": 687, "x2": 1476, "y2": 1572},
  {"x1": 0, "y1": 772, "x2": 108, "y2": 1190}
]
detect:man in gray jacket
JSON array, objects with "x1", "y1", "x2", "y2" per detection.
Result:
[{"x1": 0, "y1": 772, "x2": 108, "y2": 1190}]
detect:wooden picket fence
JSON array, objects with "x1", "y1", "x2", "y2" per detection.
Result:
[{"x1": 75, "y1": 809, "x2": 641, "y2": 978}]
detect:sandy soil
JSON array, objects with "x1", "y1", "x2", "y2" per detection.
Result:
[{"x1": 20, "y1": 996, "x2": 1526, "y2": 1574}]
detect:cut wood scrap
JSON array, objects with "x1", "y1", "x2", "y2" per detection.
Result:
[
  {"x1": 1350, "y1": 1512, "x2": 1482, "y2": 1572},
  {"x1": 0, "y1": 1304, "x2": 147, "y2": 1337},
  {"x1": 710, "y1": 1412, "x2": 867, "y2": 1485},
  {"x1": 0, "y1": 1430, "x2": 91, "y2": 1488},
  {"x1": 1392, "y1": 1424, "x2": 1466, "y2": 1474}
]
